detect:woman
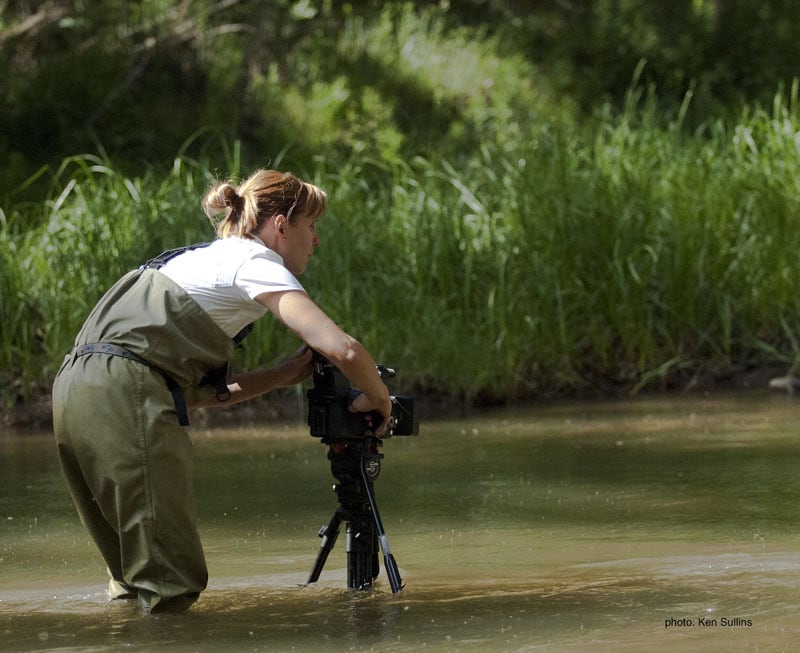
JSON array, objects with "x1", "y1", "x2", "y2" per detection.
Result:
[{"x1": 52, "y1": 169, "x2": 391, "y2": 613}]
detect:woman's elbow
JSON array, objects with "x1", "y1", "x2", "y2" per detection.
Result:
[{"x1": 330, "y1": 336, "x2": 363, "y2": 367}]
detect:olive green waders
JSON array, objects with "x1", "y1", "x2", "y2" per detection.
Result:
[{"x1": 52, "y1": 268, "x2": 236, "y2": 613}]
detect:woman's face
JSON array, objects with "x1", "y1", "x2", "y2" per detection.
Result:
[{"x1": 280, "y1": 213, "x2": 322, "y2": 275}]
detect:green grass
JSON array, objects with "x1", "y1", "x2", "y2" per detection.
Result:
[{"x1": 5, "y1": 85, "x2": 800, "y2": 410}]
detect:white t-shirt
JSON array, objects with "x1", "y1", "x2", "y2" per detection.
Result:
[{"x1": 159, "y1": 237, "x2": 305, "y2": 337}]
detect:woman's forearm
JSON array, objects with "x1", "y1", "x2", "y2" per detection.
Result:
[
  {"x1": 194, "y1": 347, "x2": 313, "y2": 408},
  {"x1": 326, "y1": 337, "x2": 391, "y2": 407},
  {"x1": 193, "y1": 369, "x2": 285, "y2": 408},
  {"x1": 258, "y1": 290, "x2": 391, "y2": 412}
]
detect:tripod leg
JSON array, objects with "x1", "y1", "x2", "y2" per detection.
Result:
[
  {"x1": 358, "y1": 447, "x2": 404, "y2": 593},
  {"x1": 376, "y1": 532, "x2": 403, "y2": 593},
  {"x1": 345, "y1": 515, "x2": 378, "y2": 590},
  {"x1": 307, "y1": 511, "x2": 342, "y2": 585}
]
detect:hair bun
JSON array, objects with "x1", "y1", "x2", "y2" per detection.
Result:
[{"x1": 222, "y1": 185, "x2": 244, "y2": 213}]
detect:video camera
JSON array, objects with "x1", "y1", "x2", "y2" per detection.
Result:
[{"x1": 307, "y1": 350, "x2": 419, "y2": 439}]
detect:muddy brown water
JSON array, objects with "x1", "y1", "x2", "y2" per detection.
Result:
[{"x1": 2, "y1": 391, "x2": 799, "y2": 651}]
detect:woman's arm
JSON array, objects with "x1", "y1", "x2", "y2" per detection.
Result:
[
  {"x1": 256, "y1": 289, "x2": 392, "y2": 432},
  {"x1": 194, "y1": 346, "x2": 313, "y2": 408}
]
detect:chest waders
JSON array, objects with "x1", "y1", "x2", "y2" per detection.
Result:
[{"x1": 52, "y1": 250, "x2": 250, "y2": 613}]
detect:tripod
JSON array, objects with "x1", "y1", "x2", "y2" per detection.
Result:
[{"x1": 306, "y1": 436, "x2": 404, "y2": 593}]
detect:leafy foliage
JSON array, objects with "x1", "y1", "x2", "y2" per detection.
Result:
[
  {"x1": 3, "y1": 1, "x2": 800, "y2": 411},
  {"x1": 4, "y1": 1, "x2": 799, "y2": 194}
]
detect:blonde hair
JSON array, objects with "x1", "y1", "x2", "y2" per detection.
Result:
[{"x1": 202, "y1": 169, "x2": 327, "y2": 239}]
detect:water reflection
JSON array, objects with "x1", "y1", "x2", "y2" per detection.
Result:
[{"x1": 2, "y1": 391, "x2": 800, "y2": 651}]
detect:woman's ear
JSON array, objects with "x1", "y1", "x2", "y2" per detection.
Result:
[
  {"x1": 275, "y1": 214, "x2": 288, "y2": 237},
  {"x1": 255, "y1": 213, "x2": 283, "y2": 247}
]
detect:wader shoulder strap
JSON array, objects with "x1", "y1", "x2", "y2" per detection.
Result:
[
  {"x1": 233, "y1": 323, "x2": 254, "y2": 347},
  {"x1": 73, "y1": 343, "x2": 189, "y2": 426},
  {"x1": 140, "y1": 242, "x2": 212, "y2": 270}
]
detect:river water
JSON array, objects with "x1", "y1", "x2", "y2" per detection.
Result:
[{"x1": 2, "y1": 391, "x2": 799, "y2": 651}]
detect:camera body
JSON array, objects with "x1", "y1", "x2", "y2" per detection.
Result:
[{"x1": 307, "y1": 351, "x2": 419, "y2": 439}]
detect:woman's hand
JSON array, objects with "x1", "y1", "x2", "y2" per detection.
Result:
[
  {"x1": 349, "y1": 391, "x2": 393, "y2": 437},
  {"x1": 273, "y1": 346, "x2": 314, "y2": 387}
]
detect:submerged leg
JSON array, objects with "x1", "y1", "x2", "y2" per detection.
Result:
[{"x1": 54, "y1": 356, "x2": 208, "y2": 612}]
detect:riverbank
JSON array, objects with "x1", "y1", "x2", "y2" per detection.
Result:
[
  {"x1": 7, "y1": 97, "x2": 800, "y2": 430},
  {"x1": 5, "y1": 359, "x2": 791, "y2": 434}
]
